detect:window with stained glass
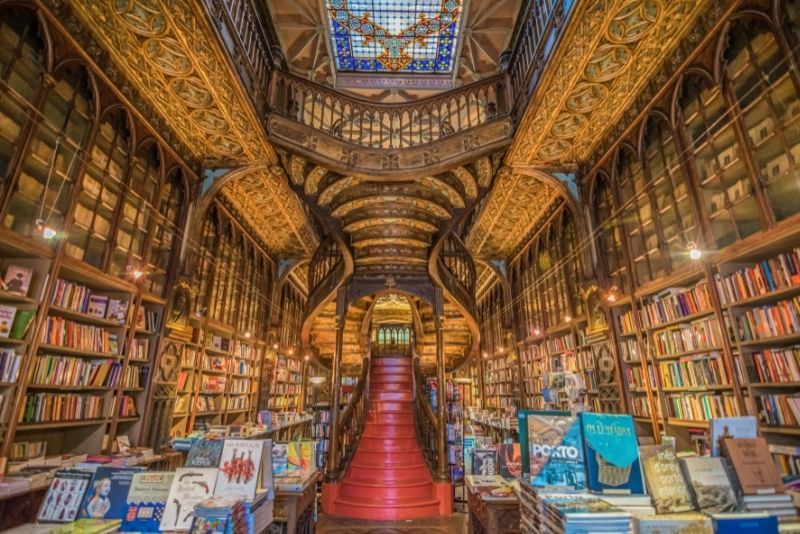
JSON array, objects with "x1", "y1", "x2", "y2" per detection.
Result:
[
  {"x1": 326, "y1": 0, "x2": 462, "y2": 74},
  {"x1": 5, "y1": 65, "x2": 93, "y2": 240},
  {"x1": 592, "y1": 173, "x2": 629, "y2": 294},
  {"x1": 146, "y1": 168, "x2": 184, "y2": 297},
  {"x1": 725, "y1": 20, "x2": 800, "y2": 223}
]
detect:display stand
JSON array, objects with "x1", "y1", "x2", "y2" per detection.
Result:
[{"x1": 273, "y1": 470, "x2": 320, "y2": 534}]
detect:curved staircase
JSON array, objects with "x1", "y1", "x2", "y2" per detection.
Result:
[{"x1": 322, "y1": 356, "x2": 452, "y2": 520}]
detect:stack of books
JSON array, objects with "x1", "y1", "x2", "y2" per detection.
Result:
[{"x1": 541, "y1": 496, "x2": 631, "y2": 533}]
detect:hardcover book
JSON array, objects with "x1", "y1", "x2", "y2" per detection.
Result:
[
  {"x1": 37, "y1": 469, "x2": 93, "y2": 523},
  {"x1": 722, "y1": 437, "x2": 785, "y2": 495},
  {"x1": 160, "y1": 467, "x2": 218, "y2": 531},
  {"x1": 87, "y1": 295, "x2": 109, "y2": 318},
  {"x1": 78, "y1": 467, "x2": 143, "y2": 520},
  {"x1": 185, "y1": 439, "x2": 225, "y2": 468},
  {"x1": 680, "y1": 457, "x2": 738, "y2": 513},
  {"x1": 710, "y1": 416, "x2": 757, "y2": 457},
  {"x1": 106, "y1": 300, "x2": 129, "y2": 323},
  {"x1": 518, "y1": 410, "x2": 586, "y2": 490},
  {"x1": 472, "y1": 448, "x2": 497, "y2": 476},
  {"x1": 0, "y1": 305, "x2": 17, "y2": 338},
  {"x1": 497, "y1": 443, "x2": 522, "y2": 480},
  {"x1": 634, "y1": 513, "x2": 712, "y2": 534},
  {"x1": 581, "y1": 412, "x2": 645, "y2": 494},
  {"x1": 286, "y1": 440, "x2": 315, "y2": 477},
  {"x1": 2, "y1": 264, "x2": 32, "y2": 296},
  {"x1": 272, "y1": 442, "x2": 289, "y2": 477},
  {"x1": 640, "y1": 444, "x2": 694, "y2": 513},
  {"x1": 214, "y1": 439, "x2": 272, "y2": 501},
  {"x1": 120, "y1": 472, "x2": 174, "y2": 532}
]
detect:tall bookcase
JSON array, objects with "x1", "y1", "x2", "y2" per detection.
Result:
[{"x1": 267, "y1": 353, "x2": 302, "y2": 411}]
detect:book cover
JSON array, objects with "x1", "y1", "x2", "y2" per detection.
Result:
[
  {"x1": 120, "y1": 472, "x2": 174, "y2": 532},
  {"x1": 472, "y1": 448, "x2": 497, "y2": 476},
  {"x1": 3, "y1": 264, "x2": 32, "y2": 296},
  {"x1": 78, "y1": 467, "x2": 142, "y2": 519},
  {"x1": 286, "y1": 441, "x2": 315, "y2": 477},
  {"x1": 106, "y1": 300, "x2": 129, "y2": 323},
  {"x1": 87, "y1": 295, "x2": 109, "y2": 318},
  {"x1": 160, "y1": 467, "x2": 218, "y2": 531},
  {"x1": 711, "y1": 512, "x2": 778, "y2": 533},
  {"x1": 497, "y1": 443, "x2": 522, "y2": 480},
  {"x1": 710, "y1": 416, "x2": 757, "y2": 457},
  {"x1": 0, "y1": 305, "x2": 17, "y2": 338},
  {"x1": 136, "y1": 307, "x2": 145, "y2": 329},
  {"x1": 581, "y1": 412, "x2": 645, "y2": 494},
  {"x1": 722, "y1": 437, "x2": 785, "y2": 495},
  {"x1": 680, "y1": 457, "x2": 738, "y2": 513},
  {"x1": 272, "y1": 442, "x2": 289, "y2": 477},
  {"x1": 519, "y1": 410, "x2": 586, "y2": 490},
  {"x1": 37, "y1": 469, "x2": 94, "y2": 523},
  {"x1": 634, "y1": 513, "x2": 712, "y2": 534},
  {"x1": 185, "y1": 439, "x2": 224, "y2": 468},
  {"x1": 9, "y1": 309, "x2": 35, "y2": 340},
  {"x1": 214, "y1": 439, "x2": 270, "y2": 501},
  {"x1": 640, "y1": 444, "x2": 694, "y2": 513}
]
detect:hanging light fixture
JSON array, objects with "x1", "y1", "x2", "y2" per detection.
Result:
[
  {"x1": 564, "y1": 315, "x2": 572, "y2": 323},
  {"x1": 244, "y1": 331, "x2": 251, "y2": 339},
  {"x1": 605, "y1": 286, "x2": 618, "y2": 303},
  {"x1": 688, "y1": 242, "x2": 702, "y2": 261},
  {"x1": 532, "y1": 327, "x2": 542, "y2": 337}
]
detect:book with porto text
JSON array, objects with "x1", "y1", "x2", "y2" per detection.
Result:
[
  {"x1": 722, "y1": 437, "x2": 786, "y2": 495},
  {"x1": 518, "y1": 410, "x2": 586, "y2": 491}
]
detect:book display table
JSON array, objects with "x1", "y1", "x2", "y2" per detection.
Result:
[
  {"x1": 273, "y1": 471, "x2": 319, "y2": 534},
  {"x1": 466, "y1": 482, "x2": 520, "y2": 534}
]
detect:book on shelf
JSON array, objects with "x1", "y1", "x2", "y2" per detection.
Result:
[
  {"x1": 754, "y1": 393, "x2": 800, "y2": 427},
  {"x1": 87, "y1": 295, "x2": 109, "y2": 318},
  {"x1": 679, "y1": 456, "x2": 738, "y2": 513},
  {"x1": 160, "y1": 467, "x2": 218, "y2": 531},
  {"x1": 9, "y1": 309, "x2": 34, "y2": 339},
  {"x1": 120, "y1": 472, "x2": 175, "y2": 532},
  {"x1": 464, "y1": 475, "x2": 516, "y2": 501},
  {"x1": 735, "y1": 297, "x2": 800, "y2": 341},
  {"x1": 0, "y1": 348, "x2": 22, "y2": 382},
  {"x1": 639, "y1": 444, "x2": 694, "y2": 513},
  {"x1": 0, "y1": 304, "x2": 17, "y2": 337},
  {"x1": 715, "y1": 248, "x2": 800, "y2": 303},
  {"x1": 580, "y1": 413, "x2": 645, "y2": 494},
  {"x1": 740, "y1": 347, "x2": 800, "y2": 384},
  {"x1": 497, "y1": 443, "x2": 521, "y2": 480},
  {"x1": 41, "y1": 317, "x2": 119, "y2": 353},
  {"x1": 20, "y1": 392, "x2": 104, "y2": 423},
  {"x1": 78, "y1": 466, "x2": 143, "y2": 520},
  {"x1": 37, "y1": 469, "x2": 94, "y2": 523},
  {"x1": 518, "y1": 410, "x2": 586, "y2": 491},
  {"x1": 722, "y1": 437, "x2": 786, "y2": 495},
  {"x1": 2, "y1": 264, "x2": 32, "y2": 296},
  {"x1": 214, "y1": 439, "x2": 272, "y2": 502},
  {"x1": 710, "y1": 416, "x2": 757, "y2": 457},
  {"x1": 106, "y1": 299, "x2": 129, "y2": 323}
]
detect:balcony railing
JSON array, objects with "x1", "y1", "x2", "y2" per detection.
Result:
[{"x1": 269, "y1": 71, "x2": 511, "y2": 150}]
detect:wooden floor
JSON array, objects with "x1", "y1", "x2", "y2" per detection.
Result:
[{"x1": 315, "y1": 513, "x2": 468, "y2": 533}]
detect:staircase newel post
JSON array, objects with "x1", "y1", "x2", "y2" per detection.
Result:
[
  {"x1": 434, "y1": 309, "x2": 448, "y2": 482},
  {"x1": 326, "y1": 288, "x2": 347, "y2": 482}
]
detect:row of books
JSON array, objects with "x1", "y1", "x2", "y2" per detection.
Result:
[
  {"x1": 207, "y1": 335, "x2": 231, "y2": 352},
  {"x1": 50, "y1": 278, "x2": 129, "y2": 322},
  {"x1": 625, "y1": 365, "x2": 652, "y2": 390},
  {"x1": 227, "y1": 395, "x2": 250, "y2": 410},
  {"x1": 230, "y1": 378, "x2": 252, "y2": 394},
  {"x1": 620, "y1": 338, "x2": 640, "y2": 362},
  {"x1": 19, "y1": 393, "x2": 104, "y2": 423},
  {"x1": 739, "y1": 346, "x2": 800, "y2": 383},
  {"x1": 202, "y1": 375, "x2": 227, "y2": 392},
  {"x1": 139, "y1": 308, "x2": 158, "y2": 332},
  {"x1": 274, "y1": 368, "x2": 301, "y2": 383},
  {"x1": 196, "y1": 395, "x2": 219, "y2": 412},
  {"x1": 0, "y1": 305, "x2": 35, "y2": 339},
  {"x1": 639, "y1": 282, "x2": 714, "y2": 329},
  {"x1": 129, "y1": 338, "x2": 149, "y2": 360},
  {"x1": 269, "y1": 383, "x2": 301, "y2": 396},
  {"x1": 485, "y1": 383, "x2": 516, "y2": 396},
  {"x1": 9, "y1": 440, "x2": 46, "y2": 461},
  {"x1": 715, "y1": 247, "x2": 800, "y2": 304},
  {"x1": 41, "y1": 317, "x2": 119, "y2": 354},
  {"x1": 121, "y1": 365, "x2": 148, "y2": 389},
  {"x1": 658, "y1": 353, "x2": 730, "y2": 389},
  {"x1": 735, "y1": 297, "x2": 800, "y2": 341},
  {"x1": 650, "y1": 318, "x2": 723, "y2": 357},
  {"x1": 0, "y1": 348, "x2": 22, "y2": 382},
  {"x1": 116, "y1": 395, "x2": 137, "y2": 417},
  {"x1": 631, "y1": 395, "x2": 659, "y2": 417},
  {"x1": 29, "y1": 355, "x2": 120, "y2": 388},
  {"x1": 754, "y1": 393, "x2": 800, "y2": 426},
  {"x1": 233, "y1": 342, "x2": 255, "y2": 360},
  {"x1": 546, "y1": 333, "x2": 575, "y2": 353},
  {"x1": 666, "y1": 392, "x2": 740, "y2": 421},
  {"x1": 266, "y1": 397, "x2": 296, "y2": 409}
]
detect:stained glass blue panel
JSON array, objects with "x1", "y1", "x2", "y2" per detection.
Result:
[{"x1": 326, "y1": 0, "x2": 462, "y2": 74}]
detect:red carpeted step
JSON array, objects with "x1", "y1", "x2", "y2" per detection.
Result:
[
  {"x1": 339, "y1": 480, "x2": 436, "y2": 500},
  {"x1": 346, "y1": 463, "x2": 431, "y2": 482},
  {"x1": 331, "y1": 496, "x2": 442, "y2": 521},
  {"x1": 357, "y1": 436, "x2": 419, "y2": 451},
  {"x1": 369, "y1": 391, "x2": 412, "y2": 402}
]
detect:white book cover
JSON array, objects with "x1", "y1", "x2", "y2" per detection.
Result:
[
  {"x1": 214, "y1": 439, "x2": 272, "y2": 501},
  {"x1": 0, "y1": 305, "x2": 17, "y2": 338},
  {"x1": 160, "y1": 467, "x2": 217, "y2": 531}
]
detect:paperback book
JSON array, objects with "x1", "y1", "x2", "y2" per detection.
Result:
[
  {"x1": 722, "y1": 437, "x2": 785, "y2": 495},
  {"x1": 286, "y1": 440, "x2": 315, "y2": 477},
  {"x1": 2, "y1": 264, "x2": 32, "y2": 296},
  {"x1": 497, "y1": 443, "x2": 522, "y2": 480},
  {"x1": 87, "y1": 295, "x2": 109, "y2": 318},
  {"x1": 272, "y1": 442, "x2": 289, "y2": 477},
  {"x1": 107, "y1": 300, "x2": 129, "y2": 323},
  {"x1": 518, "y1": 410, "x2": 586, "y2": 491},
  {"x1": 472, "y1": 448, "x2": 497, "y2": 476},
  {"x1": 640, "y1": 444, "x2": 694, "y2": 513},
  {"x1": 37, "y1": 469, "x2": 94, "y2": 523},
  {"x1": 680, "y1": 456, "x2": 738, "y2": 513},
  {"x1": 0, "y1": 305, "x2": 16, "y2": 338},
  {"x1": 78, "y1": 466, "x2": 143, "y2": 519},
  {"x1": 214, "y1": 439, "x2": 272, "y2": 501},
  {"x1": 581, "y1": 412, "x2": 645, "y2": 494},
  {"x1": 633, "y1": 513, "x2": 712, "y2": 534},
  {"x1": 710, "y1": 416, "x2": 757, "y2": 457},
  {"x1": 160, "y1": 467, "x2": 218, "y2": 531},
  {"x1": 120, "y1": 472, "x2": 175, "y2": 532},
  {"x1": 185, "y1": 439, "x2": 225, "y2": 468}
]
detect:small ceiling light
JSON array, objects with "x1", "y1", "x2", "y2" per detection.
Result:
[
  {"x1": 564, "y1": 315, "x2": 572, "y2": 323},
  {"x1": 41, "y1": 226, "x2": 57, "y2": 239},
  {"x1": 287, "y1": 348, "x2": 294, "y2": 355},
  {"x1": 303, "y1": 355, "x2": 310, "y2": 361},
  {"x1": 244, "y1": 331, "x2": 251, "y2": 339},
  {"x1": 272, "y1": 343, "x2": 279, "y2": 350},
  {"x1": 606, "y1": 286, "x2": 618, "y2": 303},
  {"x1": 688, "y1": 242, "x2": 702, "y2": 261},
  {"x1": 533, "y1": 327, "x2": 542, "y2": 337}
]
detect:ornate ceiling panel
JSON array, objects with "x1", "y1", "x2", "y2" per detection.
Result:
[
  {"x1": 466, "y1": 169, "x2": 559, "y2": 259},
  {"x1": 70, "y1": 0, "x2": 276, "y2": 163},
  {"x1": 220, "y1": 168, "x2": 319, "y2": 257},
  {"x1": 508, "y1": 0, "x2": 712, "y2": 167}
]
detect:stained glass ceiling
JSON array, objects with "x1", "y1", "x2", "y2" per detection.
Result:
[{"x1": 327, "y1": 0, "x2": 462, "y2": 74}]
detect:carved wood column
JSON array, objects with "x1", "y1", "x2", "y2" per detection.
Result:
[
  {"x1": 434, "y1": 288, "x2": 448, "y2": 481},
  {"x1": 326, "y1": 288, "x2": 347, "y2": 481}
]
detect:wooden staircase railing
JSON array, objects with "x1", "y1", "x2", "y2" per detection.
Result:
[
  {"x1": 412, "y1": 356, "x2": 448, "y2": 482},
  {"x1": 326, "y1": 356, "x2": 370, "y2": 482}
]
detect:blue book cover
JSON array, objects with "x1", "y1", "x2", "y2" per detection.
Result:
[
  {"x1": 79, "y1": 467, "x2": 144, "y2": 520},
  {"x1": 581, "y1": 413, "x2": 645, "y2": 494},
  {"x1": 120, "y1": 472, "x2": 174, "y2": 532},
  {"x1": 186, "y1": 439, "x2": 225, "y2": 468},
  {"x1": 712, "y1": 513, "x2": 778, "y2": 533},
  {"x1": 518, "y1": 410, "x2": 586, "y2": 490}
]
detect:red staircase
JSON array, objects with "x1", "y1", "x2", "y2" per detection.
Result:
[{"x1": 322, "y1": 356, "x2": 452, "y2": 520}]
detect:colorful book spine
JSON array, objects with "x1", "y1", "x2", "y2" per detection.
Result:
[
  {"x1": 754, "y1": 393, "x2": 800, "y2": 426},
  {"x1": 40, "y1": 317, "x2": 118, "y2": 353},
  {"x1": 29, "y1": 356, "x2": 120, "y2": 387},
  {"x1": 19, "y1": 393, "x2": 104, "y2": 423},
  {"x1": 715, "y1": 248, "x2": 800, "y2": 304},
  {"x1": 658, "y1": 353, "x2": 729, "y2": 389},
  {"x1": 740, "y1": 347, "x2": 800, "y2": 383},
  {"x1": 735, "y1": 297, "x2": 800, "y2": 341},
  {"x1": 666, "y1": 392, "x2": 740, "y2": 421}
]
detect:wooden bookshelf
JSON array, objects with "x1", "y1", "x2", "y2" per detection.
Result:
[{"x1": 267, "y1": 353, "x2": 302, "y2": 411}]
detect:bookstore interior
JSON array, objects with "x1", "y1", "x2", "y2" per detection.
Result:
[{"x1": 2, "y1": 0, "x2": 800, "y2": 532}]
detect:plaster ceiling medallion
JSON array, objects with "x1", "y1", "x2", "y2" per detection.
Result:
[{"x1": 508, "y1": 0, "x2": 710, "y2": 167}]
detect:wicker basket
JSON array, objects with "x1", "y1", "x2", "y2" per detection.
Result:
[{"x1": 596, "y1": 451, "x2": 631, "y2": 486}]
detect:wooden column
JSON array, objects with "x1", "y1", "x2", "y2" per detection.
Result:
[
  {"x1": 326, "y1": 288, "x2": 347, "y2": 482},
  {"x1": 434, "y1": 289, "x2": 448, "y2": 481}
]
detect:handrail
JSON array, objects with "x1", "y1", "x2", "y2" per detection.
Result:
[
  {"x1": 412, "y1": 356, "x2": 447, "y2": 481},
  {"x1": 308, "y1": 235, "x2": 343, "y2": 296},
  {"x1": 439, "y1": 232, "x2": 476, "y2": 297},
  {"x1": 326, "y1": 356, "x2": 370, "y2": 482},
  {"x1": 269, "y1": 70, "x2": 510, "y2": 150}
]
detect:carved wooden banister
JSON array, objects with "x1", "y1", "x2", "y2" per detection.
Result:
[
  {"x1": 438, "y1": 232, "x2": 476, "y2": 298},
  {"x1": 412, "y1": 356, "x2": 448, "y2": 482},
  {"x1": 269, "y1": 70, "x2": 510, "y2": 150},
  {"x1": 308, "y1": 234, "x2": 344, "y2": 297},
  {"x1": 326, "y1": 357, "x2": 370, "y2": 482}
]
